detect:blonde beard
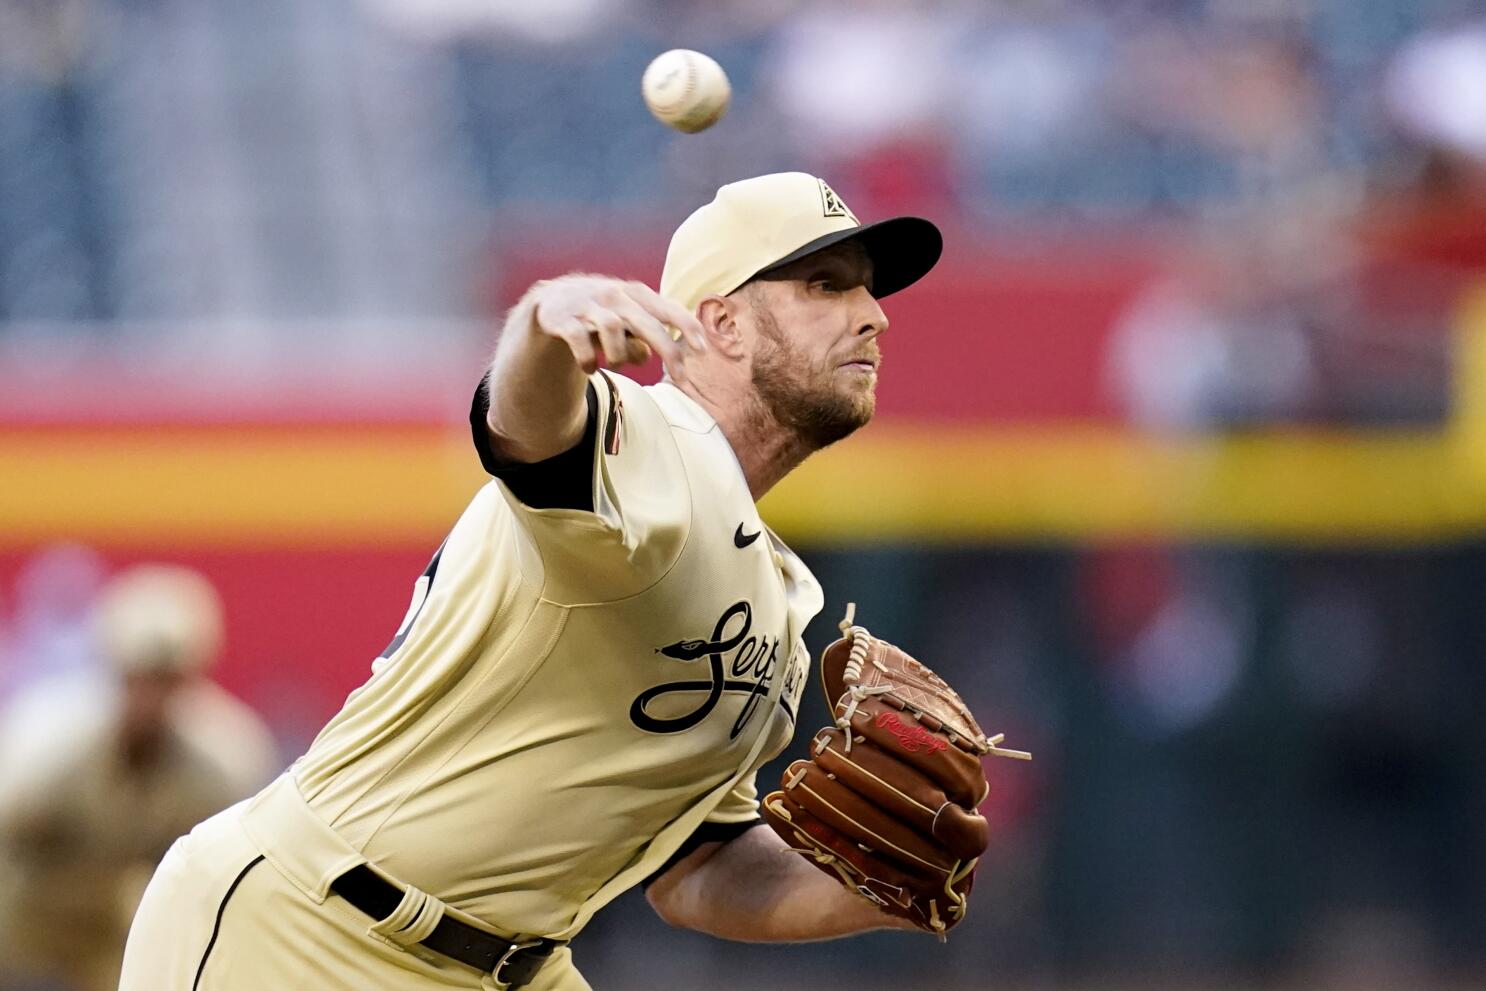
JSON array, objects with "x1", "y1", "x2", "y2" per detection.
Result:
[{"x1": 748, "y1": 304, "x2": 874, "y2": 452}]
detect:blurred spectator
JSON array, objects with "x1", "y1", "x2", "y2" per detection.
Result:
[
  {"x1": 1106, "y1": 175, "x2": 1455, "y2": 429},
  {"x1": 361, "y1": 0, "x2": 628, "y2": 44},
  {"x1": 1384, "y1": 20, "x2": 1486, "y2": 176},
  {"x1": 0, "y1": 0, "x2": 92, "y2": 84},
  {"x1": 1362, "y1": 19, "x2": 1486, "y2": 275},
  {"x1": 0, "y1": 565, "x2": 277, "y2": 991},
  {"x1": 958, "y1": 5, "x2": 1113, "y2": 215},
  {"x1": 1105, "y1": 218, "x2": 1324, "y2": 429},
  {"x1": 1109, "y1": 15, "x2": 1331, "y2": 210},
  {"x1": 762, "y1": 0, "x2": 968, "y2": 218}
]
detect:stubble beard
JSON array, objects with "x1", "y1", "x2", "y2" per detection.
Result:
[{"x1": 749, "y1": 306, "x2": 875, "y2": 452}]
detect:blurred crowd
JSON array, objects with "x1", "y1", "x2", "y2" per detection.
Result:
[{"x1": 0, "y1": 0, "x2": 1483, "y2": 332}]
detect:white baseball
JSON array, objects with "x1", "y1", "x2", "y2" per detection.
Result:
[{"x1": 642, "y1": 49, "x2": 731, "y2": 134}]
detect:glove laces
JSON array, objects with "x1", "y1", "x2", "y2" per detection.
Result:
[{"x1": 833, "y1": 603, "x2": 893, "y2": 753}]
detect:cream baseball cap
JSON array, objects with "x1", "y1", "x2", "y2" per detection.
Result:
[
  {"x1": 94, "y1": 564, "x2": 224, "y2": 675},
  {"x1": 660, "y1": 172, "x2": 942, "y2": 313}
]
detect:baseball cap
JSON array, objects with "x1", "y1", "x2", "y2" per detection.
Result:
[
  {"x1": 660, "y1": 172, "x2": 942, "y2": 313},
  {"x1": 94, "y1": 564, "x2": 224, "y2": 675}
]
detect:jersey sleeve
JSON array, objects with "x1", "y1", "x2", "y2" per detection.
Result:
[
  {"x1": 472, "y1": 370, "x2": 691, "y2": 604},
  {"x1": 705, "y1": 769, "x2": 764, "y2": 825},
  {"x1": 470, "y1": 375, "x2": 601, "y2": 512},
  {"x1": 637, "y1": 773, "x2": 764, "y2": 889},
  {"x1": 638, "y1": 817, "x2": 764, "y2": 891}
]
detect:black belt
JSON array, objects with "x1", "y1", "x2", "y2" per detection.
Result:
[{"x1": 330, "y1": 865, "x2": 560, "y2": 989}]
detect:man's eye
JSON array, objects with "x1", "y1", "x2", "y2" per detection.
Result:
[{"x1": 812, "y1": 279, "x2": 837, "y2": 292}]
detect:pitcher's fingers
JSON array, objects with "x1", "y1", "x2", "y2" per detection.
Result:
[
  {"x1": 610, "y1": 297, "x2": 689, "y2": 383},
  {"x1": 623, "y1": 282, "x2": 707, "y2": 353},
  {"x1": 610, "y1": 297, "x2": 682, "y2": 362},
  {"x1": 586, "y1": 311, "x2": 634, "y2": 369},
  {"x1": 555, "y1": 321, "x2": 599, "y2": 374}
]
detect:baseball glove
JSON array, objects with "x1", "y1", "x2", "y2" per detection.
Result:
[{"x1": 762, "y1": 605, "x2": 1030, "y2": 939}]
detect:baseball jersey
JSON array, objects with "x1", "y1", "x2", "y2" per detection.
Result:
[{"x1": 291, "y1": 371, "x2": 823, "y2": 940}]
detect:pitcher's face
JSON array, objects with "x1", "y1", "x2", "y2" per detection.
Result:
[{"x1": 737, "y1": 242, "x2": 888, "y2": 449}]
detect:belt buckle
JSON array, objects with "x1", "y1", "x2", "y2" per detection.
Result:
[{"x1": 491, "y1": 940, "x2": 542, "y2": 990}]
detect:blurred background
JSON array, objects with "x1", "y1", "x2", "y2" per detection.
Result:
[{"x1": 2, "y1": 0, "x2": 1486, "y2": 989}]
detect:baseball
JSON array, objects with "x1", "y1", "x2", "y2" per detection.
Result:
[{"x1": 642, "y1": 49, "x2": 730, "y2": 133}]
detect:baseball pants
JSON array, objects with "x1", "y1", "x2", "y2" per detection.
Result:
[{"x1": 118, "y1": 778, "x2": 588, "y2": 991}]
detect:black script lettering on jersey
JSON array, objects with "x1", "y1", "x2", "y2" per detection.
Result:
[{"x1": 633, "y1": 600, "x2": 794, "y2": 737}]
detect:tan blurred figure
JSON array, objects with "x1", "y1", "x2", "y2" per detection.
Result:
[{"x1": 0, "y1": 565, "x2": 277, "y2": 991}]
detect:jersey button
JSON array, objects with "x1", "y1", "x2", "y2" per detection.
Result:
[{"x1": 772, "y1": 551, "x2": 785, "y2": 570}]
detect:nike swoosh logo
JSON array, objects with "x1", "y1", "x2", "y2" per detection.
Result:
[{"x1": 734, "y1": 523, "x2": 761, "y2": 548}]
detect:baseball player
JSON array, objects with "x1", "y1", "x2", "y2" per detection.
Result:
[
  {"x1": 0, "y1": 564, "x2": 276, "y2": 991},
  {"x1": 119, "y1": 172, "x2": 945, "y2": 991}
]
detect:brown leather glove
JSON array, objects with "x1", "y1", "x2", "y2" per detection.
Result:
[{"x1": 763, "y1": 606, "x2": 1030, "y2": 939}]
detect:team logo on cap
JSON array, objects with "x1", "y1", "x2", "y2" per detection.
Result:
[{"x1": 818, "y1": 180, "x2": 857, "y2": 224}]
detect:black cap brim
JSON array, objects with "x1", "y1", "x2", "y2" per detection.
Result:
[{"x1": 753, "y1": 215, "x2": 943, "y2": 299}]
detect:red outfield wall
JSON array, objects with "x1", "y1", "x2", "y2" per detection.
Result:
[
  {"x1": 3, "y1": 244, "x2": 1481, "y2": 739},
  {"x1": 0, "y1": 547, "x2": 433, "y2": 745},
  {"x1": 0, "y1": 244, "x2": 1149, "y2": 735}
]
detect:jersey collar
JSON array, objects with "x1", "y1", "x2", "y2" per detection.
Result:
[{"x1": 647, "y1": 379, "x2": 717, "y2": 434}]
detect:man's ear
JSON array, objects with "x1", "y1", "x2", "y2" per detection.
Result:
[{"x1": 697, "y1": 295, "x2": 747, "y2": 359}]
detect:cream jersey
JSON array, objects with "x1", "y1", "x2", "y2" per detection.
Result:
[{"x1": 291, "y1": 372, "x2": 823, "y2": 940}]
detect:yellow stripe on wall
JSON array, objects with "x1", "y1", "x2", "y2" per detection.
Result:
[
  {"x1": 0, "y1": 427, "x2": 484, "y2": 548},
  {"x1": 1, "y1": 423, "x2": 1482, "y2": 548},
  {"x1": 1455, "y1": 283, "x2": 1486, "y2": 493},
  {"x1": 762, "y1": 426, "x2": 1482, "y2": 544}
]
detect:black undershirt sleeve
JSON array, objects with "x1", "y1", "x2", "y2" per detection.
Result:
[
  {"x1": 469, "y1": 372, "x2": 599, "y2": 513},
  {"x1": 640, "y1": 819, "x2": 765, "y2": 891}
]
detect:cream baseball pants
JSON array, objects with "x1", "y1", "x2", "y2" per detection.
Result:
[{"x1": 118, "y1": 776, "x2": 588, "y2": 991}]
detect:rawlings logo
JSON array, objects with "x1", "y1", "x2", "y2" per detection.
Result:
[{"x1": 874, "y1": 711, "x2": 947, "y2": 754}]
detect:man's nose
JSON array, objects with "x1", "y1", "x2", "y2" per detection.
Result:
[{"x1": 851, "y1": 286, "x2": 888, "y2": 338}]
